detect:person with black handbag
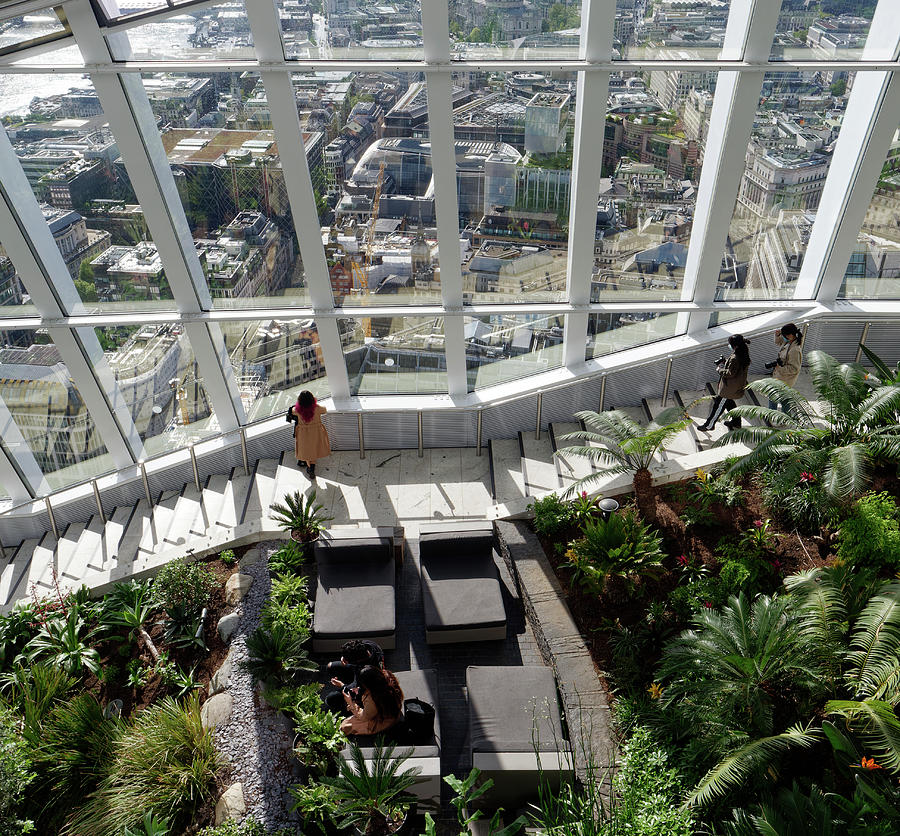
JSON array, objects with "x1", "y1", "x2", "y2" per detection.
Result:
[{"x1": 697, "y1": 334, "x2": 750, "y2": 432}]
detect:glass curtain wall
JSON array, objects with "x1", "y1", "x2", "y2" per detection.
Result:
[{"x1": 0, "y1": 0, "x2": 897, "y2": 497}]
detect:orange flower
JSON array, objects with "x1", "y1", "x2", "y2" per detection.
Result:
[
  {"x1": 860, "y1": 756, "x2": 883, "y2": 770},
  {"x1": 647, "y1": 682, "x2": 663, "y2": 700}
]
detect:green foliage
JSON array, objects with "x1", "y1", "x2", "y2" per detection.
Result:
[
  {"x1": 219, "y1": 549, "x2": 236, "y2": 566},
  {"x1": 292, "y1": 706, "x2": 346, "y2": 775},
  {"x1": 830, "y1": 77, "x2": 847, "y2": 97},
  {"x1": 269, "y1": 490, "x2": 333, "y2": 541},
  {"x1": 612, "y1": 726, "x2": 695, "y2": 834},
  {"x1": 0, "y1": 604, "x2": 37, "y2": 672},
  {"x1": 261, "y1": 600, "x2": 311, "y2": 646},
  {"x1": 738, "y1": 518, "x2": 777, "y2": 556},
  {"x1": 290, "y1": 780, "x2": 339, "y2": 834},
  {"x1": 152, "y1": 558, "x2": 217, "y2": 616},
  {"x1": 838, "y1": 492, "x2": 900, "y2": 573},
  {"x1": 858, "y1": 343, "x2": 900, "y2": 387},
  {"x1": 564, "y1": 509, "x2": 664, "y2": 596},
  {"x1": 558, "y1": 407, "x2": 690, "y2": 499},
  {"x1": 30, "y1": 693, "x2": 121, "y2": 830},
  {"x1": 126, "y1": 659, "x2": 149, "y2": 690},
  {"x1": 2, "y1": 662, "x2": 76, "y2": 744},
  {"x1": 669, "y1": 574, "x2": 725, "y2": 620},
  {"x1": 162, "y1": 603, "x2": 206, "y2": 652},
  {"x1": 268, "y1": 541, "x2": 308, "y2": 576},
  {"x1": 199, "y1": 816, "x2": 292, "y2": 836},
  {"x1": 269, "y1": 573, "x2": 309, "y2": 609},
  {"x1": 722, "y1": 351, "x2": 900, "y2": 503},
  {"x1": 431, "y1": 768, "x2": 526, "y2": 836},
  {"x1": 123, "y1": 810, "x2": 170, "y2": 836},
  {"x1": 65, "y1": 695, "x2": 222, "y2": 836},
  {"x1": 528, "y1": 491, "x2": 575, "y2": 537},
  {"x1": 240, "y1": 622, "x2": 317, "y2": 686},
  {"x1": 23, "y1": 608, "x2": 100, "y2": 676},
  {"x1": 546, "y1": 2, "x2": 580, "y2": 31},
  {"x1": 609, "y1": 602, "x2": 677, "y2": 692},
  {"x1": 0, "y1": 703, "x2": 34, "y2": 835},
  {"x1": 315, "y1": 742, "x2": 419, "y2": 836},
  {"x1": 570, "y1": 491, "x2": 602, "y2": 526},
  {"x1": 758, "y1": 469, "x2": 839, "y2": 535}
]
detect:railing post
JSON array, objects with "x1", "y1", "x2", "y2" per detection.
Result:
[
  {"x1": 855, "y1": 322, "x2": 870, "y2": 364},
  {"x1": 661, "y1": 356, "x2": 673, "y2": 407},
  {"x1": 476, "y1": 409, "x2": 483, "y2": 456},
  {"x1": 189, "y1": 445, "x2": 201, "y2": 492},
  {"x1": 139, "y1": 460, "x2": 152, "y2": 506},
  {"x1": 535, "y1": 391, "x2": 542, "y2": 440},
  {"x1": 599, "y1": 375, "x2": 607, "y2": 412},
  {"x1": 92, "y1": 479, "x2": 106, "y2": 524},
  {"x1": 44, "y1": 496, "x2": 59, "y2": 541},
  {"x1": 358, "y1": 413, "x2": 366, "y2": 460},
  {"x1": 417, "y1": 411, "x2": 424, "y2": 457},
  {"x1": 239, "y1": 427, "x2": 250, "y2": 476}
]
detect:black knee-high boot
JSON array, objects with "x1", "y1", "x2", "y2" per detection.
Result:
[{"x1": 699, "y1": 396, "x2": 726, "y2": 431}]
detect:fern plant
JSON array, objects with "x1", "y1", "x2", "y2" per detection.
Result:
[
  {"x1": 270, "y1": 490, "x2": 333, "y2": 543},
  {"x1": 556, "y1": 407, "x2": 690, "y2": 519}
]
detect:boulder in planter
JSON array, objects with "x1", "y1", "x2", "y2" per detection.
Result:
[
  {"x1": 214, "y1": 782, "x2": 246, "y2": 825},
  {"x1": 225, "y1": 572, "x2": 253, "y2": 605}
]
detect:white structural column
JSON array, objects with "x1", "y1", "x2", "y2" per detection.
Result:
[
  {"x1": 65, "y1": 0, "x2": 246, "y2": 430},
  {"x1": 245, "y1": 0, "x2": 352, "y2": 402},
  {"x1": 795, "y1": 5, "x2": 900, "y2": 302},
  {"x1": 680, "y1": 1, "x2": 781, "y2": 334},
  {"x1": 0, "y1": 126, "x2": 138, "y2": 473},
  {"x1": 423, "y1": 0, "x2": 468, "y2": 398},
  {"x1": 563, "y1": 0, "x2": 616, "y2": 368},
  {"x1": 0, "y1": 398, "x2": 49, "y2": 501}
]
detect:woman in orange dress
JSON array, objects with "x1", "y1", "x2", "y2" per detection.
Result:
[{"x1": 286, "y1": 390, "x2": 331, "y2": 478}]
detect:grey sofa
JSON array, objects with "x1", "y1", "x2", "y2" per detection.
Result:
[
  {"x1": 312, "y1": 527, "x2": 397, "y2": 653},
  {"x1": 418, "y1": 521, "x2": 507, "y2": 644},
  {"x1": 340, "y1": 668, "x2": 441, "y2": 808},
  {"x1": 467, "y1": 665, "x2": 572, "y2": 806}
]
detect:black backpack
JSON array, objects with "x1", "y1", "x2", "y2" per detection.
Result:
[{"x1": 402, "y1": 697, "x2": 435, "y2": 744}]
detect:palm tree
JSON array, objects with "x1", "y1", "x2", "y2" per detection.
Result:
[
  {"x1": 557, "y1": 406, "x2": 690, "y2": 518},
  {"x1": 719, "y1": 351, "x2": 900, "y2": 502}
]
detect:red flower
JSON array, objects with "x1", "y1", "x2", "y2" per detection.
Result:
[
  {"x1": 754, "y1": 519, "x2": 764, "y2": 528},
  {"x1": 860, "y1": 756, "x2": 883, "y2": 770},
  {"x1": 704, "y1": 601, "x2": 713, "y2": 609},
  {"x1": 677, "y1": 554, "x2": 689, "y2": 566}
]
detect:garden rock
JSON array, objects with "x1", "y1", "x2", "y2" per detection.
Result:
[
  {"x1": 201, "y1": 692, "x2": 233, "y2": 729},
  {"x1": 209, "y1": 648, "x2": 233, "y2": 696},
  {"x1": 225, "y1": 572, "x2": 254, "y2": 605},
  {"x1": 214, "y1": 782, "x2": 246, "y2": 825},
  {"x1": 239, "y1": 547, "x2": 261, "y2": 568},
  {"x1": 217, "y1": 611, "x2": 240, "y2": 642}
]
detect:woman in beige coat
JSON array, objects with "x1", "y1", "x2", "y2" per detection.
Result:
[
  {"x1": 768, "y1": 323, "x2": 803, "y2": 410},
  {"x1": 286, "y1": 390, "x2": 331, "y2": 478},
  {"x1": 698, "y1": 334, "x2": 750, "y2": 432}
]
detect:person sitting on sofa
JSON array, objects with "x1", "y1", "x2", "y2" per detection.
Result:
[
  {"x1": 330, "y1": 665, "x2": 404, "y2": 737},
  {"x1": 325, "y1": 639, "x2": 384, "y2": 689}
]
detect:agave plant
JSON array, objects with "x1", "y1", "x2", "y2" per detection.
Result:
[
  {"x1": 719, "y1": 350, "x2": 900, "y2": 502},
  {"x1": 105, "y1": 587, "x2": 161, "y2": 663},
  {"x1": 23, "y1": 608, "x2": 101, "y2": 676},
  {"x1": 556, "y1": 407, "x2": 690, "y2": 519},
  {"x1": 270, "y1": 489, "x2": 333, "y2": 543}
]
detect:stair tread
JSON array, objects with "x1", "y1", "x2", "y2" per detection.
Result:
[
  {"x1": 201, "y1": 474, "x2": 232, "y2": 532},
  {"x1": 551, "y1": 422, "x2": 594, "y2": 486},
  {"x1": 0, "y1": 538, "x2": 41, "y2": 606},
  {"x1": 490, "y1": 438, "x2": 526, "y2": 504},
  {"x1": 217, "y1": 472, "x2": 253, "y2": 528},
  {"x1": 17, "y1": 534, "x2": 59, "y2": 601},
  {"x1": 169, "y1": 485, "x2": 204, "y2": 543},
  {"x1": 137, "y1": 490, "x2": 182, "y2": 555},
  {"x1": 519, "y1": 432, "x2": 560, "y2": 496},
  {"x1": 244, "y1": 458, "x2": 280, "y2": 517},
  {"x1": 112, "y1": 500, "x2": 153, "y2": 570}
]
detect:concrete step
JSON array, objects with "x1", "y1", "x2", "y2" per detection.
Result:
[
  {"x1": 112, "y1": 499, "x2": 153, "y2": 572},
  {"x1": 519, "y1": 431, "x2": 560, "y2": 496},
  {"x1": 244, "y1": 457, "x2": 279, "y2": 520},
  {"x1": 271, "y1": 452, "x2": 313, "y2": 506},
  {"x1": 15, "y1": 532, "x2": 59, "y2": 602},
  {"x1": 217, "y1": 471, "x2": 253, "y2": 529},
  {"x1": 550, "y1": 422, "x2": 594, "y2": 490},
  {"x1": 646, "y1": 396, "x2": 699, "y2": 457},
  {"x1": 201, "y1": 473, "x2": 232, "y2": 533},
  {"x1": 56, "y1": 521, "x2": 87, "y2": 584},
  {"x1": 169, "y1": 485, "x2": 204, "y2": 542},
  {"x1": 0, "y1": 537, "x2": 40, "y2": 606},
  {"x1": 489, "y1": 438, "x2": 526, "y2": 504},
  {"x1": 675, "y1": 388, "x2": 732, "y2": 447},
  {"x1": 137, "y1": 489, "x2": 181, "y2": 555}
]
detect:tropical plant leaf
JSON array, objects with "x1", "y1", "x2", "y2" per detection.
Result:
[
  {"x1": 825, "y1": 699, "x2": 900, "y2": 773},
  {"x1": 845, "y1": 582, "x2": 900, "y2": 702}
]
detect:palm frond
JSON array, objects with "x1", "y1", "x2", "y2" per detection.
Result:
[
  {"x1": 687, "y1": 723, "x2": 822, "y2": 808},
  {"x1": 825, "y1": 699, "x2": 900, "y2": 773},
  {"x1": 857, "y1": 385, "x2": 900, "y2": 429},
  {"x1": 747, "y1": 378, "x2": 816, "y2": 426},
  {"x1": 846, "y1": 582, "x2": 900, "y2": 702},
  {"x1": 820, "y1": 444, "x2": 873, "y2": 501}
]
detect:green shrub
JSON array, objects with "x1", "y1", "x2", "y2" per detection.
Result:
[
  {"x1": 3, "y1": 662, "x2": 77, "y2": 744},
  {"x1": 292, "y1": 706, "x2": 346, "y2": 775},
  {"x1": 528, "y1": 492, "x2": 575, "y2": 537},
  {"x1": 31, "y1": 693, "x2": 121, "y2": 830},
  {"x1": 219, "y1": 549, "x2": 236, "y2": 566},
  {"x1": 0, "y1": 604, "x2": 37, "y2": 672},
  {"x1": 758, "y1": 471, "x2": 840, "y2": 535},
  {"x1": 270, "y1": 573, "x2": 309, "y2": 608},
  {"x1": 241, "y1": 623, "x2": 317, "y2": 686},
  {"x1": 612, "y1": 726, "x2": 695, "y2": 836},
  {"x1": 838, "y1": 491, "x2": 900, "y2": 573},
  {"x1": 261, "y1": 600, "x2": 311, "y2": 646},
  {"x1": 65, "y1": 695, "x2": 222, "y2": 836},
  {"x1": 199, "y1": 817, "x2": 294, "y2": 836},
  {"x1": 564, "y1": 509, "x2": 664, "y2": 597},
  {"x1": 0, "y1": 703, "x2": 34, "y2": 835},
  {"x1": 669, "y1": 575, "x2": 725, "y2": 621},
  {"x1": 152, "y1": 558, "x2": 217, "y2": 615},
  {"x1": 268, "y1": 541, "x2": 308, "y2": 576}
]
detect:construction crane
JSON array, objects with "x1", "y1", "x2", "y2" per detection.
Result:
[{"x1": 351, "y1": 161, "x2": 385, "y2": 336}]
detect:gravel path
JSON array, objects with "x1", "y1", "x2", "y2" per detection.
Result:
[{"x1": 213, "y1": 543, "x2": 304, "y2": 831}]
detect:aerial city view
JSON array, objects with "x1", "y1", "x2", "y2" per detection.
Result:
[{"x1": 0, "y1": 0, "x2": 894, "y2": 488}]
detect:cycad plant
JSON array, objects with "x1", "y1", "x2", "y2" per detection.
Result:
[
  {"x1": 322, "y1": 742, "x2": 420, "y2": 836},
  {"x1": 270, "y1": 489, "x2": 333, "y2": 543},
  {"x1": 557, "y1": 407, "x2": 690, "y2": 519},
  {"x1": 240, "y1": 622, "x2": 317, "y2": 686},
  {"x1": 719, "y1": 350, "x2": 900, "y2": 502}
]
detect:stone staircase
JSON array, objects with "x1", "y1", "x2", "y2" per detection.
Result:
[{"x1": 0, "y1": 370, "x2": 825, "y2": 612}]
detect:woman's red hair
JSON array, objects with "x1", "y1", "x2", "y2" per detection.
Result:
[{"x1": 296, "y1": 390, "x2": 316, "y2": 423}]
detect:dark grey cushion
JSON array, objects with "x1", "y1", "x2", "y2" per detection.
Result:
[
  {"x1": 344, "y1": 669, "x2": 440, "y2": 759},
  {"x1": 467, "y1": 666, "x2": 565, "y2": 753},
  {"x1": 314, "y1": 535, "x2": 393, "y2": 565},
  {"x1": 419, "y1": 530, "x2": 494, "y2": 561},
  {"x1": 313, "y1": 558, "x2": 395, "y2": 639},
  {"x1": 421, "y1": 553, "x2": 506, "y2": 632}
]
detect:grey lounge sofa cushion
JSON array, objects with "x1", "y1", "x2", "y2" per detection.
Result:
[
  {"x1": 312, "y1": 530, "x2": 396, "y2": 646},
  {"x1": 344, "y1": 669, "x2": 440, "y2": 760},
  {"x1": 468, "y1": 665, "x2": 565, "y2": 753},
  {"x1": 419, "y1": 522, "x2": 506, "y2": 639}
]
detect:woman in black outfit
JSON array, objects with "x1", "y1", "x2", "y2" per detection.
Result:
[{"x1": 698, "y1": 334, "x2": 751, "y2": 432}]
